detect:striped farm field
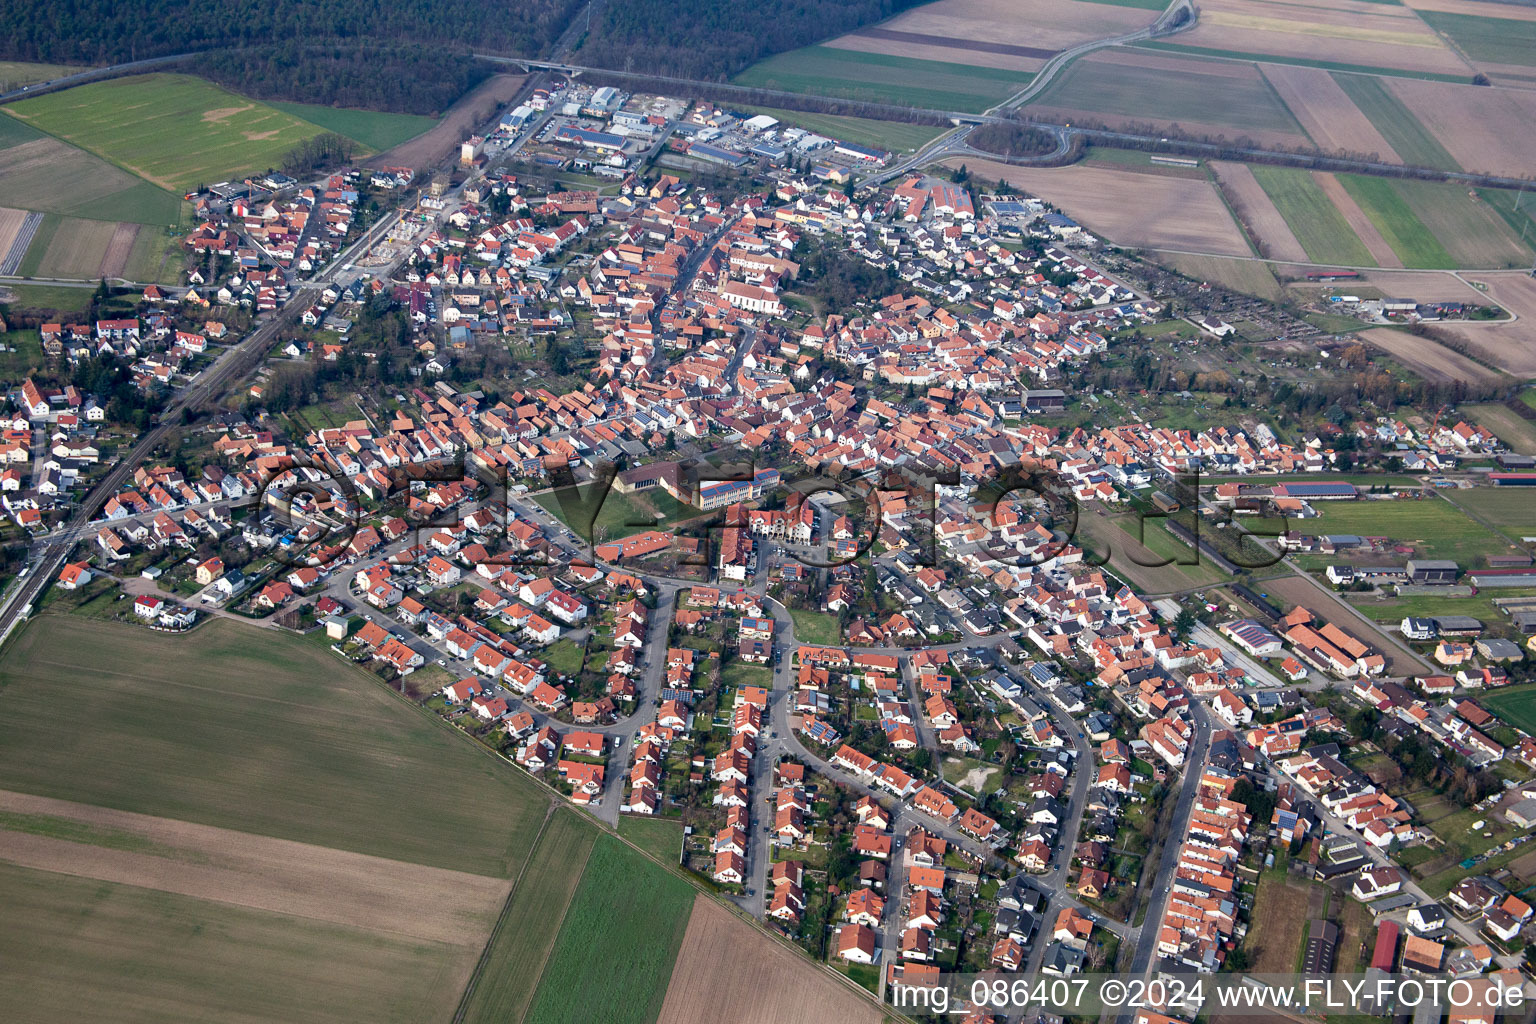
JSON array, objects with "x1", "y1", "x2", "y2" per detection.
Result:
[
  {"x1": 1337, "y1": 174, "x2": 1453, "y2": 268},
  {"x1": 6, "y1": 73, "x2": 326, "y2": 192},
  {"x1": 1383, "y1": 178, "x2": 1534, "y2": 267},
  {"x1": 1250, "y1": 165, "x2": 1376, "y2": 266},
  {"x1": 523, "y1": 835, "x2": 695, "y2": 1024},
  {"x1": 1330, "y1": 72, "x2": 1460, "y2": 170}
]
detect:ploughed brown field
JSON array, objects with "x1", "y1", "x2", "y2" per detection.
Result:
[
  {"x1": 1259, "y1": 64, "x2": 1401, "y2": 163},
  {"x1": 1166, "y1": 0, "x2": 1471, "y2": 75},
  {"x1": 824, "y1": 0, "x2": 1154, "y2": 72},
  {"x1": 1386, "y1": 78, "x2": 1536, "y2": 179},
  {"x1": 657, "y1": 896, "x2": 884, "y2": 1024},
  {"x1": 945, "y1": 156, "x2": 1251, "y2": 256},
  {"x1": 374, "y1": 74, "x2": 525, "y2": 170}
]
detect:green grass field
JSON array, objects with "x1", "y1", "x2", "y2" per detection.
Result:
[
  {"x1": 617, "y1": 815, "x2": 686, "y2": 864},
  {"x1": 736, "y1": 105, "x2": 944, "y2": 152},
  {"x1": 1478, "y1": 187, "x2": 1536, "y2": 244},
  {"x1": 1250, "y1": 165, "x2": 1376, "y2": 266},
  {"x1": 1483, "y1": 684, "x2": 1536, "y2": 735},
  {"x1": 1308, "y1": 496, "x2": 1515, "y2": 563},
  {"x1": 266, "y1": 100, "x2": 438, "y2": 151},
  {"x1": 524, "y1": 835, "x2": 694, "y2": 1024},
  {"x1": 0, "y1": 859, "x2": 472, "y2": 1024},
  {"x1": 1338, "y1": 174, "x2": 1453, "y2": 268},
  {"x1": 1034, "y1": 57, "x2": 1305, "y2": 136},
  {"x1": 459, "y1": 809, "x2": 598, "y2": 1024},
  {"x1": 735, "y1": 46, "x2": 1028, "y2": 113},
  {"x1": 1382, "y1": 179, "x2": 1533, "y2": 268},
  {"x1": 1419, "y1": 11, "x2": 1536, "y2": 68},
  {"x1": 1330, "y1": 73, "x2": 1460, "y2": 170},
  {"x1": 0, "y1": 60, "x2": 92, "y2": 88},
  {"x1": 0, "y1": 116, "x2": 185, "y2": 226},
  {"x1": 789, "y1": 607, "x2": 842, "y2": 646},
  {"x1": 1, "y1": 283, "x2": 92, "y2": 314},
  {"x1": 0, "y1": 329, "x2": 46, "y2": 381},
  {"x1": 8, "y1": 73, "x2": 326, "y2": 192},
  {"x1": 0, "y1": 615, "x2": 546, "y2": 876},
  {"x1": 1451, "y1": 485, "x2": 1536, "y2": 533}
]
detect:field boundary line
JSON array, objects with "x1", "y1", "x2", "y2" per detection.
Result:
[{"x1": 451, "y1": 799, "x2": 559, "y2": 1024}]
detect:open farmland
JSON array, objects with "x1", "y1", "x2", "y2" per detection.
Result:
[
  {"x1": 1331, "y1": 73, "x2": 1460, "y2": 170},
  {"x1": 459, "y1": 809, "x2": 596, "y2": 1024},
  {"x1": 1462, "y1": 403, "x2": 1536, "y2": 453},
  {"x1": 1357, "y1": 325, "x2": 1505, "y2": 383},
  {"x1": 1160, "y1": 0, "x2": 1472, "y2": 76},
  {"x1": 1260, "y1": 64, "x2": 1400, "y2": 162},
  {"x1": 1028, "y1": 50, "x2": 1308, "y2": 146},
  {"x1": 524, "y1": 834, "x2": 695, "y2": 1024},
  {"x1": 372, "y1": 74, "x2": 526, "y2": 170},
  {"x1": 1426, "y1": 271, "x2": 1536, "y2": 377},
  {"x1": 1383, "y1": 77, "x2": 1536, "y2": 179},
  {"x1": 1250, "y1": 166, "x2": 1378, "y2": 266},
  {"x1": 0, "y1": 790, "x2": 510, "y2": 945},
  {"x1": 7, "y1": 73, "x2": 325, "y2": 192},
  {"x1": 1337, "y1": 175, "x2": 1453, "y2": 268},
  {"x1": 658, "y1": 896, "x2": 883, "y2": 1024},
  {"x1": 1211, "y1": 161, "x2": 1308, "y2": 263},
  {"x1": 0, "y1": 615, "x2": 546, "y2": 877},
  {"x1": 0, "y1": 859, "x2": 482, "y2": 1024},
  {"x1": 1159, "y1": 252, "x2": 1283, "y2": 300},
  {"x1": 734, "y1": 47, "x2": 1028, "y2": 112},
  {"x1": 0, "y1": 132, "x2": 183, "y2": 226},
  {"x1": 1418, "y1": 10, "x2": 1536, "y2": 68},
  {"x1": 265, "y1": 100, "x2": 437, "y2": 151},
  {"x1": 25, "y1": 216, "x2": 123, "y2": 279},
  {"x1": 946, "y1": 156, "x2": 1251, "y2": 256},
  {"x1": 1384, "y1": 179, "x2": 1532, "y2": 267},
  {"x1": 820, "y1": 0, "x2": 1155, "y2": 72},
  {"x1": 0, "y1": 60, "x2": 92, "y2": 89}
]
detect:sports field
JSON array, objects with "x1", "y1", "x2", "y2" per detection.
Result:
[
  {"x1": 7, "y1": 73, "x2": 326, "y2": 192},
  {"x1": 524, "y1": 834, "x2": 695, "y2": 1024},
  {"x1": 266, "y1": 100, "x2": 438, "y2": 151},
  {"x1": 1308, "y1": 496, "x2": 1517, "y2": 564},
  {"x1": 0, "y1": 615, "x2": 546, "y2": 876},
  {"x1": 1483, "y1": 685, "x2": 1536, "y2": 735},
  {"x1": 1250, "y1": 165, "x2": 1376, "y2": 265},
  {"x1": 734, "y1": 46, "x2": 1028, "y2": 113}
]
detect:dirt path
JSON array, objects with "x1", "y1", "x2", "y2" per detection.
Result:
[
  {"x1": 0, "y1": 789, "x2": 511, "y2": 944},
  {"x1": 373, "y1": 74, "x2": 526, "y2": 170},
  {"x1": 1312, "y1": 171, "x2": 1402, "y2": 268}
]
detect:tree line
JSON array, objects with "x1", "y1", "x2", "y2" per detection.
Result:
[
  {"x1": 0, "y1": 0, "x2": 579, "y2": 113},
  {"x1": 575, "y1": 0, "x2": 928, "y2": 81}
]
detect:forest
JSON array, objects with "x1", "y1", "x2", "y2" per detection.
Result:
[
  {"x1": 0, "y1": 0, "x2": 579, "y2": 113},
  {"x1": 575, "y1": 0, "x2": 928, "y2": 80}
]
